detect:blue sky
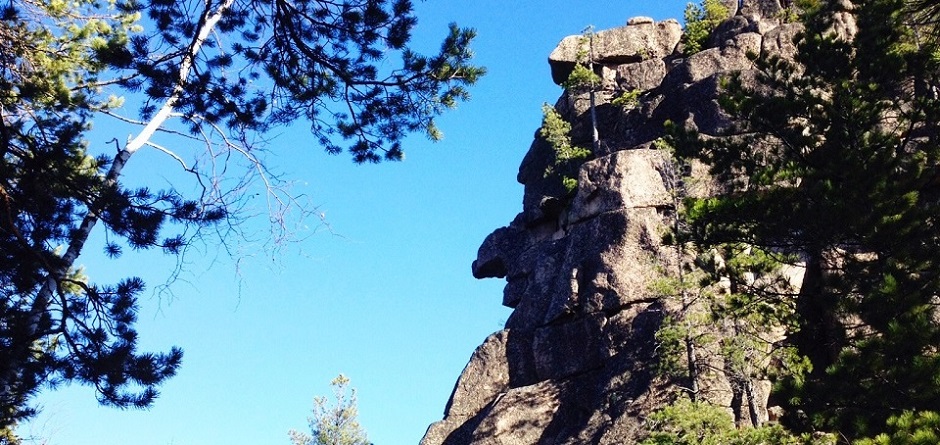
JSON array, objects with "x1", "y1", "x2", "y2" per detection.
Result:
[{"x1": 20, "y1": 1, "x2": 689, "y2": 444}]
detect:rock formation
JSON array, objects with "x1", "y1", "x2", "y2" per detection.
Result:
[{"x1": 422, "y1": 1, "x2": 855, "y2": 443}]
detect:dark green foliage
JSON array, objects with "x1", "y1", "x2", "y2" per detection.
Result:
[
  {"x1": 560, "y1": 25, "x2": 601, "y2": 152},
  {"x1": 648, "y1": 148, "x2": 708, "y2": 402},
  {"x1": 651, "y1": 145, "x2": 805, "y2": 417},
  {"x1": 561, "y1": 26, "x2": 601, "y2": 92},
  {"x1": 670, "y1": 0, "x2": 940, "y2": 439},
  {"x1": 611, "y1": 89, "x2": 642, "y2": 110},
  {"x1": 0, "y1": 1, "x2": 189, "y2": 431},
  {"x1": 906, "y1": 0, "x2": 940, "y2": 40},
  {"x1": 133, "y1": 0, "x2": 484, "y2": 163},
  {"x1": 641, "y1": 398, "x2": 736, "y2": 445},
  {"x1": 562, "y1": 64, "x2": 602, "y2": 91},
  {"x1": 855, "y1": 411, "x2": 940, "y2": 445},
  {"x1": 0, "y1": 0, "x2": 483, "y2": 433},
  {"x1": 641, "y1": 397, "x2": 833, "y2": 445}
]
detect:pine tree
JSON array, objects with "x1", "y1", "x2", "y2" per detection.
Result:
[
  {"x1": 0, "y1": 0, "x2": 483, "y2": 432},
  {"x1": 681, "y1": 0, "x2": 730, "y2": 54},
  {"x1": 289, "y1": 375, "x2": 370, "y2": 445},
  {"x1": 652, "y1": 148, "x2": 804, "y2": 427},
  {"x1": 671, "y1": 0, "x2": 940, "y2": 439}
]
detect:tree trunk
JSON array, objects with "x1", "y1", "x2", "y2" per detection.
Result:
[
  {"x1": 588, "y1": 32, "x2": 599, "y2": 152},
  {"x1": 730, "y1": 383, "x2": 745, "y2": 427},
  {"x1": 744, "y1": 378, "x2": 763, "y2": 427},
  {"x1": 684, "y1": 330, "x2": 699, "y2": 402},
  {"x1": 794, "y1": 249, "x2": 842, "y2": 375}
]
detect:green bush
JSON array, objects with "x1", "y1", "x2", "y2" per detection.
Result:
[
  {"x1": 855, "y1": 411, "x2": 940, "y2": 445},
  {"x1": 562, "y1": 63, "x2": 601, "y2": 91},
  {"x1": 612, "y1": 89, "x2": 642, "y2": 110},
  {"x1": 641, "y1": 398, "x2": 835, "y2": 445}
]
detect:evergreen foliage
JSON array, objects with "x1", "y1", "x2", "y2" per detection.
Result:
[
  {"x1": 649, "y1": 147, "x2": 709, "y2": 402},
  {"x1": 540, "y1": 103, "x2": 590, "y2": 194},
  {"x1": 855, "y1": 411, "x2": 940, "y2": 445},
  {"x1": 0, "y1": 0, "x2": 184, "y2": 431},
  {"x1": 682, "y1": 0, "x2": 730, "y2": 54},
  {"x1": 652, "y1": 146, "x2": 805, "y2": 420},
  {"x1": 668, "y1": 0, "x2": 940, "y2": 439},
  {"x1": 289, "y1": 375, "x2": 370, "y2": 445},
  {"x1": 611, "y1": 89, "x2": 642, "y2": 110},
  {"x1": 562, "y1": 63, "x2": 601, "y2": 91},
  {"x1": 561, "y1": 26, "x2": 602, "y2": 92},
  {"x1": 561, "y1": 25, "x2": 601, "y2": 151},
  {"x1": 641, "y1": 397, "x2": 834, "y2": 445},
  {"x1": 905, "y1": 0, "x2": 940, "y2": 40},
  {"x1": 0, "y1": 0, "x2": 483, "y2": 433}
]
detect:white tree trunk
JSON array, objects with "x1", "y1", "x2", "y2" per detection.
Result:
[
  {"x1": 588, "y1": 32, "x2": 599, "y2": 152},
  {"x1": 5, "y1": 0, "x2": 237, "y2": 399}
]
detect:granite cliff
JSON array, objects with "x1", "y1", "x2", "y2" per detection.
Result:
[{"x1": 422, "y1": 1, "x2": 856, "y2": 443}]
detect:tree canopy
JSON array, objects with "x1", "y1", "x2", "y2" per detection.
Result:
[{"x1": 0, "y1": 0, "x2": 482, "y2": 434}]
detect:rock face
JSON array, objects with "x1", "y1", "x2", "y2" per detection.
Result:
[
  {"x1": 423, "y1": 6, "x2": 853, "y2": 445},
  {"x1": 547, "y1": 20, "x2": 683, "y2": 85}
]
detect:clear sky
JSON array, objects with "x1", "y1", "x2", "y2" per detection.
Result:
[{"x1": 20, "y1": 1, "x2": 689, "y2": 444}]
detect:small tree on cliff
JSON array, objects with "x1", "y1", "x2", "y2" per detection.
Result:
[
  {"x1": 562, "y1": 26, "x2": 602, "y2": 152},
  {"x1": 649, "y1": 144, "x2": 707, "y2": 403},
  {"x1": 682, "y1": 0, "x2": 730, "y2": 54},
  {"x1": 540, "y1": 104, "x2": 591, "y2": 194},
  {"x1": 670, "y1": 0, "x2": 940, "y2": 438},
  {"x1": 0, "y1": 0, "x2": 483, "y2": 431}
]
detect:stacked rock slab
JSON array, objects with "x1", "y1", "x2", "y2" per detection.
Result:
[{"x1": 421, "y1": 1, "x2": 818, "y2": 444}]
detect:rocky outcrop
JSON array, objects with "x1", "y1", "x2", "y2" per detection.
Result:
[
  {"x1": 548, "y1": 20, "x2": 683, "y2": 85},
  {"x1": 422, "y1": 4, "x2": 855, "y2": 444}
]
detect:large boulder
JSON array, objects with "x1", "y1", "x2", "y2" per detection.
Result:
[
  {"x1": 741, "y1": 0, "x2": 785, "y2": 17},
  {"x1": 663, "y1": 32, "x2": 761, "y2": 86},
  {"x1": 568, "y1": 148, "x2": 671, "y2": 223},
  {"x1": 610, "y1": 58, "x2": 668, "y2": 92},
  {"x1": 548, "y1": 19, "x2": 682, "y2": 85}
]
